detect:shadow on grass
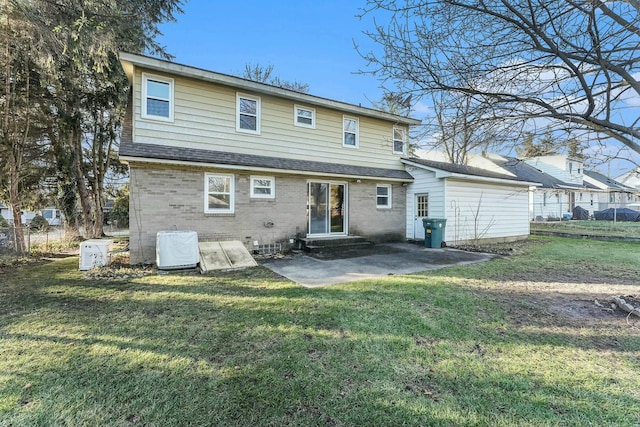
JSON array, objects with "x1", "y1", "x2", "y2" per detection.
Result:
[{"x1": 1, "y1": 252, "x2": 640, "y2": 426}]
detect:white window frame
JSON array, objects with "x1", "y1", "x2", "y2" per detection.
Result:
[
  {"x1": 343, "y1": 116, "x2": 359, "y2": 148},
  {"x1": 294, "y1": 105, "x2": 316, "y2": 129},
  {"x1": 236, "y1": 93, "x2": 261, "y2": 134},
  {"x1": 376, "y1": 184, "x2": 392, "y2": 209},
  {"x1": 204, "y1": 173, "x2": 235, "y2": 214},
  {"x1": 393, "y1": 126, "x2": 407, "y2": 154},
  {"x1": 141, "y1": 73, "x2": 174, "y2": 122},
  {"x1": 250, "y1": 176, "x2": 275, "y2": 199}
]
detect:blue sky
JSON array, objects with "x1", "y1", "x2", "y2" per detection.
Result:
[
  {"x1": 156, "y1": 0, "x2": 637, "y2": 175},
  {"x1": 157, "y1": 0, "x2": 389, "y2": 108}
]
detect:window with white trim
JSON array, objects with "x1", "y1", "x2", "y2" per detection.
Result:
[
  {"x1": 142, "y1": 73, "x2": 173, "y2": 121},
  {"x1": 294, "y1": 105, "x2": 315, "y2": 128},
  {"x1": 343, "y1": 116, "x2": 359, "y2": 147},
  {"x1": 376, "y1": 184, "x2": 392, "y2": 208},
  {"x1": 250, "y1": 176, "x2": 275, "y2": 199},
  {"x1": 393, "y1": 126, "x2": 407, "y2": 154},
  {"x1": 237, "y1": 93, "x2": 261, "y2": 133},
  {"x1": 205, "y1": 173, "x2": 234, "y2": 214}
]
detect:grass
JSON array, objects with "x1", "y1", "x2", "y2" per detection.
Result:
[
  {"x1": 1, "y1": 237, "x2": 639, "y2": 426},
  {"x1": 531, "y1": 219, "x2": 640, "y2": 238}
]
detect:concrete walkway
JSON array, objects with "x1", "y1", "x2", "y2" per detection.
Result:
[{"x1": 262, "y1": 242, "x2": 495, "y2": 287}]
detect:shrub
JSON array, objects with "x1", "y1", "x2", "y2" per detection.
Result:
[
  {"x1": 0, "y1": 216, "x2": 8, "y2": 228},
  {"x1": 110, "y1": 184, "x2": 129, "y2": 228},
  {"x1": 29, "y1": 214, "x2": 50, "y2": 232}
]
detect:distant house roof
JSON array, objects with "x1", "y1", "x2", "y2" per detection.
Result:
[
  {"x1": 119, "y1": 52, "x2": 422, "y2": 127},
  {"x1": 584, "y1": 170, "x2": 635, "y2": 191},
  {"x1": 402, "y1": 157, "x2": 538, "y2": 186},
  {"x1": 120, "y1": 142, "x2": 414, "y2": 181},
  {"x1": 489, "y1": 157, "x2": 584, "y2": 189}
]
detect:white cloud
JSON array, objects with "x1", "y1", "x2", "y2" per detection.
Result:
[{"x1": 411, "y1": 101, "x2": 430, "y2": 118}]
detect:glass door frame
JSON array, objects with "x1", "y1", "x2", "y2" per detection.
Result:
[{"x1": 307, "y1": 180, "x2": 348, "y2": 237}]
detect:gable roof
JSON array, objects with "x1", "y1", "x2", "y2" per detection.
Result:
[
  {"x1": 119, "y1": 52, "x2": 422, "y2": 127},
  {"x1": 402, "y1": 157, "x2": 539, "y2": 186},
  {"x1": 489, "y1": 156, "x2": 583, "y2": 189},
  {"x1": 120, "y1": 142, "x2": 413, "y2": 181},
  {"x1": 584, "y1": 170, "x2": 635, "y2": 191}
]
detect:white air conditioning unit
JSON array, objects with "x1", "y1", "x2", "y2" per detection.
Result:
[
  {"x1": 79, "y1": 239, "x2": 112, "y2": 271},
  {"x1": 156, "y1": 230, "x2": 199, "y2": 270}
]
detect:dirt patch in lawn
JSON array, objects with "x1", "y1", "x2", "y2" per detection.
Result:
[
  {"x1": 451, "y1": 239, "x2": 640, "y2": 333},
  {"x1": 473, "y1": 279, "x2": 640, "y2": 334},
  {"x1": 450, "y1": 238, "x2": 548, "y2": 256}
]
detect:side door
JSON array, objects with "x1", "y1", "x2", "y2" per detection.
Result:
[{"x1": 414, "y1": 193, "x2": 429, "y2": 240}]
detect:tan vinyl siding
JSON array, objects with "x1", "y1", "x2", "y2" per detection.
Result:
[{"x1": 132, "y1": 69, "x2": 406, "y2": 170}]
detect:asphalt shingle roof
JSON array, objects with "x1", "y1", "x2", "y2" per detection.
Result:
[
  {"x1": 489, "y1": 157, "x2": 581, "y2": 189},
  {"x1": 403, "y1": 157, "x2": 534, "y2": 183},
  {"x1": 584, "y1": 170, "x2": 634, "y2": 191},
  {"x1": 119, "y1": 143, "x2": 413, "y2": 181}
]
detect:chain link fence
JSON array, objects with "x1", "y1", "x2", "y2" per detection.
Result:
[{"x1": 0, "y1": 226, "x2": 67, "y2": 256}]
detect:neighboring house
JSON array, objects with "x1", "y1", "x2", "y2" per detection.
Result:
[
  {"x1": 616, "y1": 168, "x2": 640, "y2": 191},
  {"x1": 118, "y1": 53, "x2": 421, "y2": 264},
  {"x1": 0, "y1": 203, "x2": 9, "y2": 224},
  {"x1": 402, "y1": 158, "x2": 537, "y2": 245},
  {"x1": 583, "y1": 170, "x2": 639, "y2": 209},
  {"x1": 0, "y1": 203, "x2": 37, "y2": 225},
  {"x1": 41, "y1": 208, "x2": 63, "y2": 226},
  {"x1": 477, "y1": 154, "x2": 638, "y2": 218},
  {"x1": 470, "y1": 154, "x2": 598, "y2": 219}
]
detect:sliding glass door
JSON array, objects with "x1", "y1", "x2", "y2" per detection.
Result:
[{"x1": 308, "y1": 182, "x2": 347, "y2": 236}]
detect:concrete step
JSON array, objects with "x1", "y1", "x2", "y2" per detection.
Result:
[{"x1": 299, "y1": 236, "x2": 373, "y2": 253}]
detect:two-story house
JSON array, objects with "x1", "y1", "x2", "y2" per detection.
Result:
[{"x1": 118, "y1": 53, "x2": 421, "y2": 264}]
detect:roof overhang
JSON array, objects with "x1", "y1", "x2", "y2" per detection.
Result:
[
  {"x1": 120, "y1": 143, "x2": 414, "y2": 183},
  {"x1": 119, "y1": 52, "x2": 422, "y2": 127},
  {"x1": 402, "y1": 159, "x2": 540, "y2": 187}
]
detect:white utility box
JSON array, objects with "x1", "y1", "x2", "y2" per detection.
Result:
[
  {"x1": 79, "y1": 239, "x2": 112, "y2": 271},
  {"x1": 156, "y1": 230, "x2": 199, "y2": 270}
]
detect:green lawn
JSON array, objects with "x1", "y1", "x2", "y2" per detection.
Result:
[
  {"x1": 1, "y1": 237, "x2": 639, "y2": 426},
  {"x1": 531, "y1": 219, "x2": 640, "y2": 238}
]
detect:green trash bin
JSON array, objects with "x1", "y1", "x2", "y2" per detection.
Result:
[{"x1": 422, "y1": 218, "x2": 447, "y2": 248}]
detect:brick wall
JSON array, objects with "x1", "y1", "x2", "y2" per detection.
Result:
[
  {"x1": 129, "y1": 164, "x2": 407, "y2": 264},
  {"x1": 348, "y1": 181, "x2": 407, "y2": 241}
]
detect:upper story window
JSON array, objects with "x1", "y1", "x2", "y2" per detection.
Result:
[
  {"x1": 237, "y1": 93, "x2": 261, "y2": 134},
  {"x1": 142, "y1": 73, "x2": 173, "y2": 121},
  {"x1": 393, "y1": 126, "x2": 407, "y2": 154},
  {"x1": 294, "y1": 105, "x2": 315, "y2": 129},
  {"x1": 205, "y1": 173, "x2": 235, "y2": 214},
  {"x1": 343, "y1": 116, "x2": 359, "y2": 148},
  {"x1": 376, "y1": 184, "x2": 392, "y2": 208},
  {"x1": 250, "y1": 176, "x2": 275, "y2": 199}
]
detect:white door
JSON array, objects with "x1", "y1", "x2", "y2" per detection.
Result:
[{"x1": 414, "y1": 193, "x2": 429, "y2": 240}]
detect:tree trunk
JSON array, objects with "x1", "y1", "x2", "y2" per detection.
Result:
[
  {"x1": 71, "y1": 130, "x2": 95, "y2": 238},
  {"x1": 8, "y1": 160, "x2": 26, "y2": 255}
]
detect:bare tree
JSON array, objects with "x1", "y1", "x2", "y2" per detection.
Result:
[
  {"x1": 360, "y1": 1, "x2": 640, "y2": 156},
  {"x1": 242, "y1": 63, "x2": 310, "y2": 93},
  {"x1": 422, "y1": 92, "x2": 516, "y2": 164}
]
